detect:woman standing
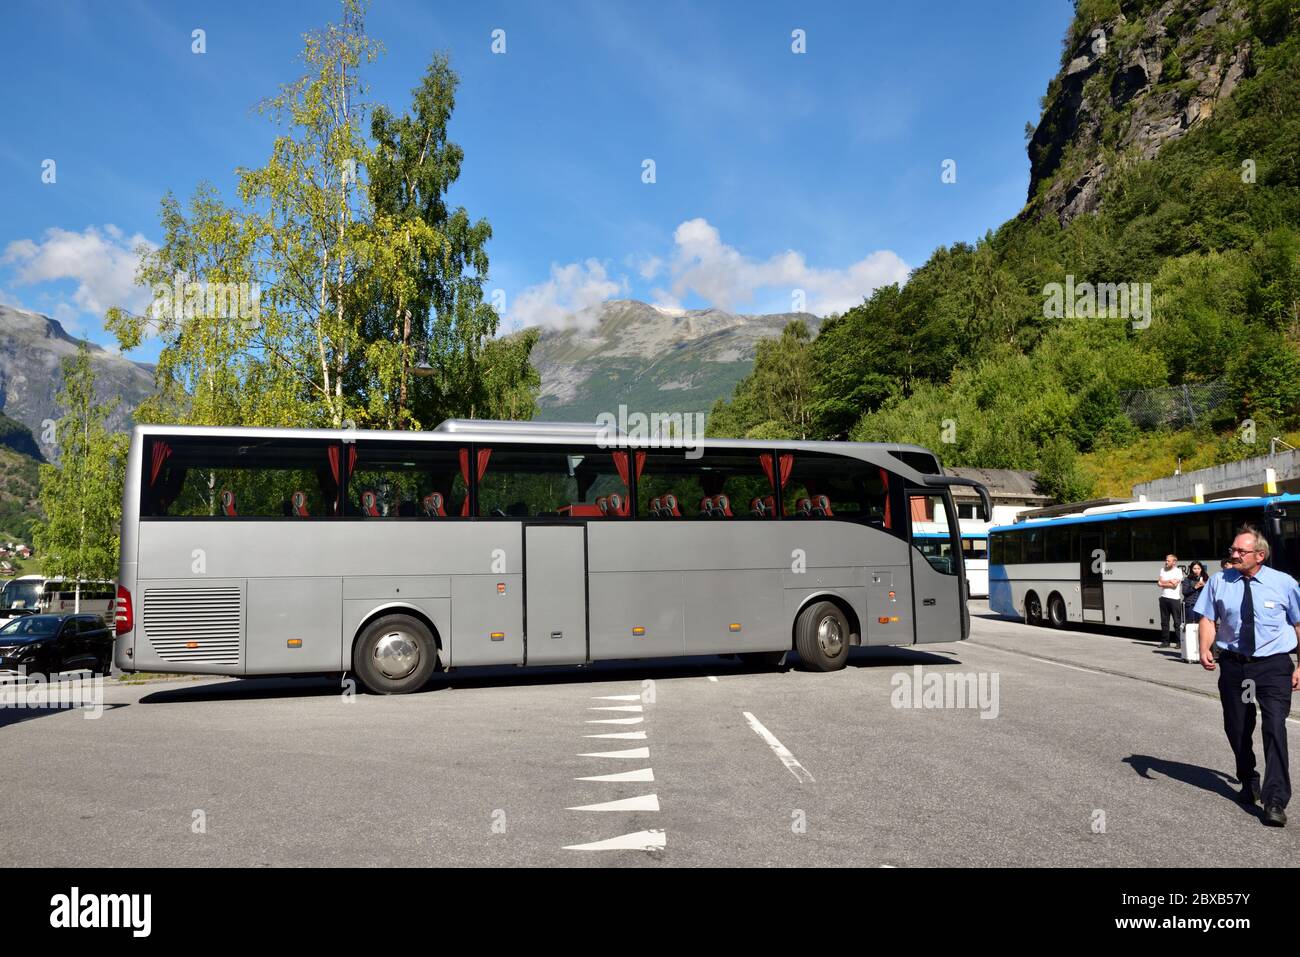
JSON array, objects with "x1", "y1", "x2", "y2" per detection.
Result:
[{"x1": 1182, "y1": 560, "x2": 1209, "y2": 624}]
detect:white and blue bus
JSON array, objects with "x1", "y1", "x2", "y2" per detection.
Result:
[
  {"x1": 912, "y1": 528, "x2": 989, "y2": 598},
  {"x1": 988, "y1": 494, "x2": 1300, "y2": 632}
]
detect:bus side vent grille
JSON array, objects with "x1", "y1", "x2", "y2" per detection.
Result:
[{"x1": 142, "y1": 587, "x2": 242, "y2": 665}]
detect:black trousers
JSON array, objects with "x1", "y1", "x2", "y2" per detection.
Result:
[
  {"x1": 1217, "y1": 652, "x2": 1293, "y2": 808},
  {"x1": 1159, "y1": 596, "x2": 1183, "y2": 643}
]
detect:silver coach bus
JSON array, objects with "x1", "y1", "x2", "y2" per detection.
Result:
[{"x1": 114, "y1": 420, "x2": 990, "y2": 693}]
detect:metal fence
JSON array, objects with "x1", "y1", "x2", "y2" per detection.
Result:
[{"x1": 1120, "y1": 380, "x2": 1231, "y2": 429}]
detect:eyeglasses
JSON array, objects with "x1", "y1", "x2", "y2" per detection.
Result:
[{"x1": 1227, "y1": 547, "x2": 1258, "y2": 555}]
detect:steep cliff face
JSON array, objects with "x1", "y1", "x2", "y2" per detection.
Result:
[{"x1": 1027, "y1": 0, "x2": 1254, "y2": 223}]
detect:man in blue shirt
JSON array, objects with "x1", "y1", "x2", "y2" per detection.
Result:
[{"x1": 1195, "y1": 526, "x2": 1300, "y2": 827}]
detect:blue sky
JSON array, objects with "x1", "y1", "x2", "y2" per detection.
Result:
[{"x1": 0, "y1": 0, "x2": 1073, "y2": 362}]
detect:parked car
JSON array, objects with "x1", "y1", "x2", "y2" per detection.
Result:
[{"x1": 0, "y1": 613, "x2": 113, "y2": 678}]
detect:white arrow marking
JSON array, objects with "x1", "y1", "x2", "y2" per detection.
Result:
[
  {"x1": 576, "y1": 768, "x2": 655, "y2": 783},
  {"x1": 583, "y1": 731, "x2": 647, "y2": 740},
  {"x1": 564, "y1": 829, "x2": 665, "y2": 851},
  {"x1": 578, "y1": 747, "x2": 651, "y2": 759},
  {"x1": 567, "y1": 794, "x2": 660, "y2": 812},
  {"x1": 585, "y1": 716, "x2": 643, "y2": 725},
  {"x1": 588, "y1": 704, "x2": 644, "y2": 712}
]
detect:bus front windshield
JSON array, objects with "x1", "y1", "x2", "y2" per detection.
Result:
[{"x1": 0, "y1": 580, "x2": 41, "y2": 611}]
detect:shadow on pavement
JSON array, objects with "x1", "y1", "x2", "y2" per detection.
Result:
[
  {"x1": 1123, "y1": 753, "x2": 1254, "y2": 812},
  {"x1": 137, "y1": 645, "x2": 970, "y2": 702}
]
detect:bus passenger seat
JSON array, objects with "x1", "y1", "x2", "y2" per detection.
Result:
[
  {"x1": 662, "y1": 494, "x2": 681, "y2": 517},
  {"x1": 763, "y1": 495, "x2": 778, "y2": 516},
  {"x1": 597, "y1": 496, "x2": 609, "y2": 515},
  {"x1": 713, "y1": 494, "x2": 732, "y2": 517},
  {"x1": 361, "y1": 490, "x2": 380, "y2": 516},
  {"x1": 220, "y1": 489, "x2": 237, "y2": 516},
  {"x1": 607, "y1": 493, "x2": 624, "y2": 516},
  {"x1": 699, "y1": 496, "x2": 714, "y2": 516},
  {"x1": 423, "y1": 492, "x2": 446, "y2": 517},
  {"x1": 812, "y1": 494, "x2": 833, "y2": 517},
  {"x1": 750, "y1": 497, "x2": 767, "y2": 517},
  {"x1": 649, "y1": 496, "x2": 662, "y2": 517},
  {"x1": 795, "y1": 497, "x2": 812, "y2": 518},
  {"x1": 291, "y1": 491, "x2": 309, "y2": 517}
]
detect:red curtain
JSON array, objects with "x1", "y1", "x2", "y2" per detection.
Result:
[
  {"x1": 459, "y1": 448, "x2": 471, "y2": 516},
  {"x1": 880, "y1": 468, "x2": 893, "y2": 528},
  {"x1": 348, "y1": 445, "x2": 357, "y2": 472},
  {"x1": 778, "y1": 454, "x2": 794, "y2": 486},
  {"x1": 758, "y1": 453, "x2": 774, "y2": 488},
  {"x1": 149, "y1": 440, "x2": 172, "y2": 487},
  {"x1": 327, "y1": 446, "x2": 340, "y2": 483},
  {"x1": 476, "y1": 448, "x2": 491, "y2": 478},
  {"x1": 612, "y1": 452, "x2": 630, "y2": 486},
  {"x1": 635, "y1": 451, "x2": 645, "y2": 479},
  {"x1": 611, "y1": 451, "x2": 635, "y2": 515}
]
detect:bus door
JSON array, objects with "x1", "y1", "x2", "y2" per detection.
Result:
[
  {"x1": 907, "y1": 489, "x2": 966, "y2": 643},
  {"x1": 523, "y1": 523, "x2": 588, "y2": 666},
  {"x1": 1079, "y1": 528, "x2": 1105, "y2": 622}
]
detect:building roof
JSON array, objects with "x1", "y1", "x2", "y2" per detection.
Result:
[{"x1": 943, "y1": 467, "x2": 1051, "y2": 500}]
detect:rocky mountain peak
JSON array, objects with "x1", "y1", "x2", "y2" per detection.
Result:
[{"x1": 1027, "y1": 0, "x2": 1252, "y2": 224}]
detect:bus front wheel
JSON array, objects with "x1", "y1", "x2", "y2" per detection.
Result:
[
  {"x1": 352, "y1": 615, "x2": 439, "y2": 694},
  {"x1": 794, "y1": 601, "x2": 850, "y2": 672}
]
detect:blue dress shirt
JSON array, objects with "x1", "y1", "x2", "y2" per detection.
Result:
[{"x1": 1193, "y1": 564, "x2": 1300, "y2": 657}]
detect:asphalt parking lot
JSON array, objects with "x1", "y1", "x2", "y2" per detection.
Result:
[{"x1": 1, "y1": 602, "x2": 1295, "y2": 866}]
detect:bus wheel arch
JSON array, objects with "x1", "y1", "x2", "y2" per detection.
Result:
[
  {"x1": 792, "y1": 592, "x2": 861, "y2": 649},
  {"x1": 1047, "y1": 592, "x2": 1068, "y2": 629},
  {"x1": 350, "y1": 607, "x2": 443, "y2": 695},
  {"x1": 792, "y1": 596, "x2": 856, "y2": 672},
  {"x1": 1024, "y1": 590, "x2": 1043, "y2": 626}
]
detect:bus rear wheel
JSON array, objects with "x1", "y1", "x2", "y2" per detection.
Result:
[
  {"x1": 352, "y1": 615, "x2": 439, "y2": 694},
  {"x1": 1048, "y1": 594, "x2": 1068, "y2": 629},
  {"x1": 794, "y1": 601, "x2": 850, "y2": 672},
  {"x1": 1025, "y1": 592, "x2": 1043, "y2": 627}
]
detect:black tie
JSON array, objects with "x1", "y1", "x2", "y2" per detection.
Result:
[{"x1": 1239, "y1": 577, "x2": 1256, "y2": 656}]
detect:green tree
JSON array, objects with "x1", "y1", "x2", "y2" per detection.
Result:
[{"x1": 33, "y1": 345, "x2": 129, "y2": 604}]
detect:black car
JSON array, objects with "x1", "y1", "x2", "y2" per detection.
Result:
[{"x1": 0, "y1": 614, "x2": 113, "y2": 678}]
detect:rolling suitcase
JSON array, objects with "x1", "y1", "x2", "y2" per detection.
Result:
[{"x1": 1180, "y1": 621, "x2": 1200, "y2": 664}]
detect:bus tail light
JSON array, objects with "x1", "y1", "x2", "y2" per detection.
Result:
[{"x1": 115, "y1": 585, "x2": 133, "y2": 636}]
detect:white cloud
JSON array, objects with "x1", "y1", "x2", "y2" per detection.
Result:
[
  {"x1": 1, "y1": 225, "x2": 155, "y2": 317},
  {"x1": 510, "y1": 258, "x2": 626, "y2": 330},
  {"x1": 665, "y1": 218, "x2": 909, "y2": 315}
]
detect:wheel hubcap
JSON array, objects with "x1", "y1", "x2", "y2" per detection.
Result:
[
  {"x1": 816, "y1": 616, "x2": 844, "y2": 657},
  {"x1": 373, "y1": 630, "x2": 420, "y2": 679}
]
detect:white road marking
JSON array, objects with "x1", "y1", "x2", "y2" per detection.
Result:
[
  {"x1": 742, "y1": 711, "x2": 815, "y2": 783},
  {"x1": 583, "y1": 731, "x2": 647, "y2": 740},
  {"x1": 706, "y1": 675, "x2": 718, "y2": 682},
  {"x1": 567, "y1": 794, "x2": 660, "y2": 812},
  {"x1": 576, "y1": 768, "x2": 655, "y2": 783},
  {"x1": 588, "y1": 704, "x2": 644, "y2": 712},
  {"x1": 592, "y1": 694, "x2": 642, "y2": 701},
  {"x1": 578, "y1": 747, "x2": 651, "y2": 759},
  {"x1": 586, "y1": 716, "x2": 644, "y2": 725},
  {"x1": 564, "y1": 829, "x2": 665, "y2": 852}
]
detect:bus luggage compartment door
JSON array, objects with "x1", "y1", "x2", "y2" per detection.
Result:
[{"x1": 524, "y1": 524, "x2": 588, "y2": 666}]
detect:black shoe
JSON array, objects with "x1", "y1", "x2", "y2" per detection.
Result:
[
  {"x1": 1238, "y1": 781, "x2": 1262, "y2": 805},
  {"x1": 1262, "y1": 804, "x2": 1287, "y2": 827}
]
